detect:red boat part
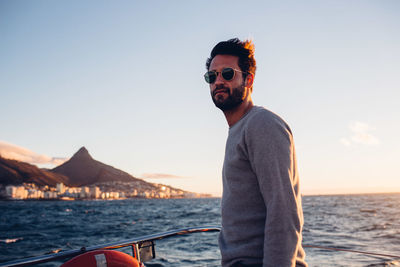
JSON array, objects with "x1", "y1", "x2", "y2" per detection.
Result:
[{"x1": 60, "y1": 250, "x2": 140, "y2": 267}]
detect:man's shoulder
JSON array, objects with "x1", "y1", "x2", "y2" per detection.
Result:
[
  {"x1": 246, "y1": 106, "x2": 290, "y2": 130},
  {"x1": 242, "y1": 106, "x2": 294, "y2": 143}
]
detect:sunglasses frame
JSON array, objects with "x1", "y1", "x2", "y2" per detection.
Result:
[{"x1": 204, "y1": 67, "x2": 247, "y2": 84}]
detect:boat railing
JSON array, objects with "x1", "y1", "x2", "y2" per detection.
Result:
[
  {"x1": 0, "y1": 226, "x2": 221, "y2": 267},
  {"x1": 3, "y1": 226, "x2": 399, "y2": 267}
]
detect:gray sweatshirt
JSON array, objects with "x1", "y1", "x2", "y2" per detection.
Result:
[{"x1": 219, "y1": 106, "x2": 307, "y2": 267}]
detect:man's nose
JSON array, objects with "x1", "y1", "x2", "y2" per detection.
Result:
[{"x1": 214, "y1": 72, "x2": 225, "y2": 85}]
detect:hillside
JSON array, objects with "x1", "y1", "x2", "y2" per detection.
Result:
[
  {"x1": 51, "y1": 147, "x2": 152, "y2": 188},
  {"x1": 0, "y1": 156, "x2": 69, "y2": 186},
  {"x1": 0, "y1": 147, "x2": 205, "y2": 198}
]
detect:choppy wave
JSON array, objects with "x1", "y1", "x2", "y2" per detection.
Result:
[
  {"x1": 0, "y1": 237, "x2": 23, "y2": 244},
  {"x1": 2, "y1": 194, "x2": 400, "y2": 266},
  {"x1": 303, "y1": 193, "x2": 400, "y2": 266}
]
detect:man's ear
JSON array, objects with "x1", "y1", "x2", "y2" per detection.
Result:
[{"x1": 245, "y1": 73, "x2": 254, "y2": 90}]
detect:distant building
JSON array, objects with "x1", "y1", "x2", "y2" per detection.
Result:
[
  {"x1": 28, "y1": 189, "x2": 43, "y2": 199},
  {"x1": 65, "y1": 187, "x2": 80, "y2": 198},
  {"x1": 44, "y1": 191, "x2": 58, "y2": 199},
  {"x1": 109, "y1": 192, "x2": 119, "y2": 199},
  {"x1": 142, "y1": 191, "x2": 151, "y2": 198},
  {"x1": 56, "y1": 183, "x2": 66, "y2": 194},
  {"x1": 79, "y1": 186, "x2": 90, "y2": 198},
  {"x1": 6, "y1": 186, "x2": 28, "y2": 199},
  {"x1": 90, "y1": 186, "x2": 101, "y2": 199},
  {"x1": 131, "y1": 189, "x2": 138, "y2": 197}
]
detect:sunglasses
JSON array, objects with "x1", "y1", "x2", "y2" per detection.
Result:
[{"x1": 204, "y1": 67, "x2": 246, "y2": 84}]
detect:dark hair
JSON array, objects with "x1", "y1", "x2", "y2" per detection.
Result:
[{"x1": 206, "y1": 38, "x2": 256, "y2": 79}]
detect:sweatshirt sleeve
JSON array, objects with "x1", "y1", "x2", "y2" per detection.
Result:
[{"x1": 245, "y1": 112, "x2": 304, "y2": 267}]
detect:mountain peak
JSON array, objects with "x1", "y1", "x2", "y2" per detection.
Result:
[
  {"x1": 72, "y1": 146, "x2": 92, "y2": 159},
  {"x1": 52, "y1": 146, "x2": 143, "y2": 186}
]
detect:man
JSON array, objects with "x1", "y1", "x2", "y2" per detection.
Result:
[{"x1": 204, "y1": 38, "x2": 307, "y2": 267}]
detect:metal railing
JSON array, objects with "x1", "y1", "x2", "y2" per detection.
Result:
[
  {"x1": 0, "y1": 226, "x2": 221, "y2": 267},
  {"x1": 2, "y1": 226, "x2": 400, "y2": 266}
]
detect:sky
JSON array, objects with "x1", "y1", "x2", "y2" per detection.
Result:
[{"x1": 0, "y1": 1, "x2": 399, "y2": 196}]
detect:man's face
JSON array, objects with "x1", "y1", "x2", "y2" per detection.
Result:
[{"x1": 208, "y1": 55, "x2": 248, "y2": 111}]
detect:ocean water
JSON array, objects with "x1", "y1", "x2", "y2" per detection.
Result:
[{"x1": 1, "y1": 194, "x2": 400, "y2": 266}]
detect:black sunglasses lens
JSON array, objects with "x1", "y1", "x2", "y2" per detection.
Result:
[
  {"x1": 205, "y1": 71, "x2": 216, "y2": 84},
  {"x1": 222, "y1": 68, "x2": 235, "y2": 80}
]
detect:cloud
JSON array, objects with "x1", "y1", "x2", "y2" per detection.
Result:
[
  {"x1": 141, "y1": 173, "x2": 186, "y2": 179},
  {"x1": 341, "y1": 122, "x2": 380, "y2": 146},
  {"x1": 0, "y1": 140, "x2": 68, "y2": 166},
  {"x1": 340, "y1": 138, "x2": 352, "y2": 147}
]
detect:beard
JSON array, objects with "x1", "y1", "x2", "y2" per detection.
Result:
[{"x1": 211, "y1": 84, "x2": 246, "y2": 111}]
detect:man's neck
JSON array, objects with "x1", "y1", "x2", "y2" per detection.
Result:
[{"x1": 223, "y1": 100, "x2": 254, "y2": 127}]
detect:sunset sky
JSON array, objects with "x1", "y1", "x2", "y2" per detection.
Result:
[{"x1": 1, "y1": 1, "x2": 399, "y2": 196}]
